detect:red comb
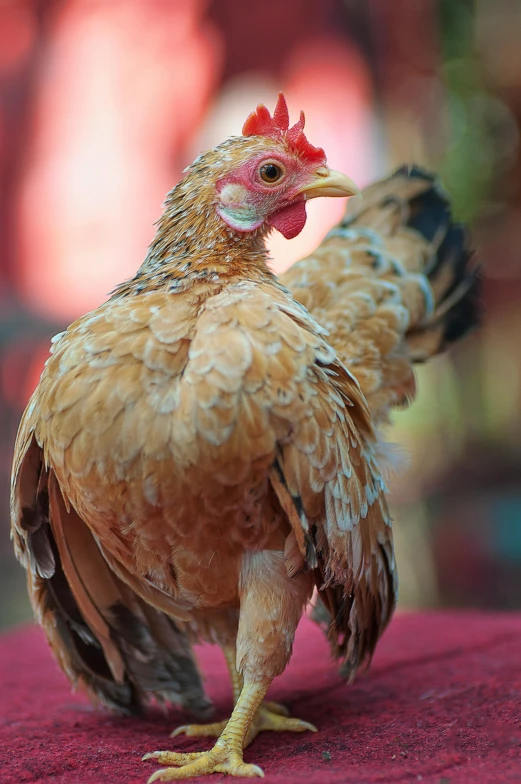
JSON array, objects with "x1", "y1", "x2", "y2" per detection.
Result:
[{"x1": 242, "y1": 92, "x2": 326, "y2": 165}]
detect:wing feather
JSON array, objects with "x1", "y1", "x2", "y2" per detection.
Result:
[
  {"x1": 191, "y1": 282, "x2": 397, "y2": 676},
  {"x1": 11, "y1": 421, "x2": 211, "y2": 716}
]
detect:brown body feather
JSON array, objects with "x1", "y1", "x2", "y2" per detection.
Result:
[{"x1": 11, "y1": 159, "x2": 479, "y2": 719}]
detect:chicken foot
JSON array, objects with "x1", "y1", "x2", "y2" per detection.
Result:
[
  {"x1": 144, "y1": 678, "x2": 269, "y2": 780},
  {"x1": 171, "y1": 646, "x2": 315, "y2": 745}
]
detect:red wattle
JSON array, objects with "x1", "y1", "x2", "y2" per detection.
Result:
[{"x1": 267, "y1": 201, "x2": 307, "y2": 239}]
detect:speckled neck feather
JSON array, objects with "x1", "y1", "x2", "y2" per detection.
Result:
[{"x1": 112, "y1": 137, "x2": 280, "y2": 299}]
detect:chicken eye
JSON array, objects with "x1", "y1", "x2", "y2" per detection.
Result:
[{"x1": 259, "y1": 163, "x2": 284, "y2": 184}]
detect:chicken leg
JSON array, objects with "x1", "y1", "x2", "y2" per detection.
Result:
[
  {"x1": 144, "y1": 550, "x2": 316, "y2": 779},
  {"x1": 171, "y1": 645, "x2": 314, "y2": 746}
]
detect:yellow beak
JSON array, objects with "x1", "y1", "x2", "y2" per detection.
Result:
[{"x1": 299, "y1": 166, "x2": 360, "y2": 200}]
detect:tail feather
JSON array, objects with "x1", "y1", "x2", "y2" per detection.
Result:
[
  {"x1": 283, "y1": 164, "x2": 482, "y2": 423},
  {"x1": 393, "y1": 166, "x2": 482, "y2": 359},
  {"x1": 346, "y1": 165, "x2": 481, "y2": 353}
]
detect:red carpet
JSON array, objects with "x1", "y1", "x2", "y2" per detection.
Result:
[{"x1": 1, "y1": 612, "x2": 520, "y2": 784}]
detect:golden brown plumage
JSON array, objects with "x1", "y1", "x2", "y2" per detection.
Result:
[
  {"x1": 11, "y1": 94, "x2": 480, "y2": 781},
  {"x1": 282, "y1": 166, "x2": 480, "y2": 426}
]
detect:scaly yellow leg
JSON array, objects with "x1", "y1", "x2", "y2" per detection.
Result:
[
  {"x1": 171, "y1": 646, "x2": 315, "y2": 745},
  {"x1": 223, "y1": 645, "x2": 243, "y2": 703},
  {"x1": 144, "y1": 679, "x2": 269, "y2": 780},
  {"x1": 222, "y1": 647, "x2": 290, "y2": 722}
]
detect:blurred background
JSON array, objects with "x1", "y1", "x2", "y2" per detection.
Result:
[{"x1": 1, "y1": 0, "x2": 520, "y2": 630}]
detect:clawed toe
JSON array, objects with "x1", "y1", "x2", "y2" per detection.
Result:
[
  {"x1": 143, "y1": 751, "x2": 207, "y2": 768},
  {"x1": 263, "y1": 700, "x2": 289, "y2": 717},
  {"x1": 144, "y1": 747, "x2": 264, "y2": 781},
  {"x1": 244, "y1": 704, "x2": 317, "y2": 746},
  {"x1": 170, "y1": 721, "x2": 227, "y2": 739}
]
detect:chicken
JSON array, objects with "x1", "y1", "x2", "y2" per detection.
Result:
[{"x1": 10, "y1": 93, "x2": 480, "y2": 781}]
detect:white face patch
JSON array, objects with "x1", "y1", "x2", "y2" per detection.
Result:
[
  {"x1": 219, "y1": 182, "x2": 249, "y2": 207},
  {"x1": 216, "y1": 183, "x2": 264, "y2": 233}
]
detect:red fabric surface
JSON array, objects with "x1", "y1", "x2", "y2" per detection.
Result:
[{"x1": 1, "y1": 612, "x2": 520, "y2": 784}]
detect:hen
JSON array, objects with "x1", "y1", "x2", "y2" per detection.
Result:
[{"x1": 11, "y1": 94, "x2": 480, "y2": 781}]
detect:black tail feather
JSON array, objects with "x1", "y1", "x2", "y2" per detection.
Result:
[{"x1": 398, "y1": 166, "x2": 482, "y2": 355}]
